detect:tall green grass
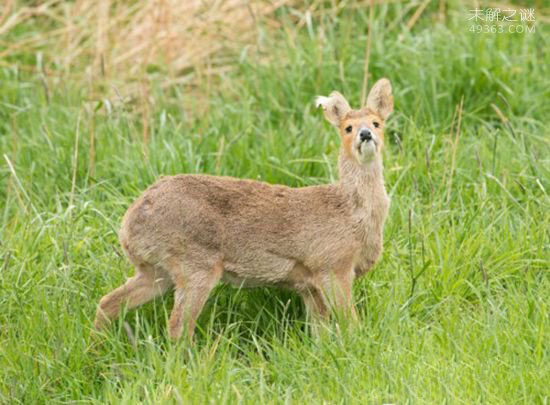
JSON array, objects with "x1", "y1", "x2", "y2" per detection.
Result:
[{"x1": 1, "y1": 2, "x2": 548, "y2": 403}]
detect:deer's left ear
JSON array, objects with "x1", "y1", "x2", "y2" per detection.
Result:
[
  {"x1": 315, "y1": 91, "x2": 351, "y2": 127},
  {"x1": 366, "y1": 78, "x2": 393, "y2": 120}
]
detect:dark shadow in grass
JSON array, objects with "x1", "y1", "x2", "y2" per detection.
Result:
[
  {"x1": 200, "y1": 285, "x2": 307, "y2": 344},
  {"x1": 110, "y1": 285, "x2": 309, "y2": 355}
]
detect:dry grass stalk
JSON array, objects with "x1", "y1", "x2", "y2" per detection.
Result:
[
  {"x1": 360, "y1": 0, "x2": 376, "y2": 107},
  {"x1": 1, "y1": 0, "x2": 293, "y2": 90},
  {"x1": 446, "y1": 95, "x2": 464, "y2": 204},
  {"x1": 406, "y1": 0, "x2": 431, "y2": 31}
]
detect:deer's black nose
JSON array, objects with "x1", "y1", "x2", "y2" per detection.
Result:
[{"x1": 359, "y1": 129, "x2": 372, "y2": 142}]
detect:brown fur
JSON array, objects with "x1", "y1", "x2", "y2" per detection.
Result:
[{"x1": 94, "y1": 78, "x2": 394, "y2": 340}]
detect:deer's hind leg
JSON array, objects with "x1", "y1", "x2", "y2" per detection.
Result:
[
  {"x1": 94, "y1": 264, "x2": 173, "y2": 330},
  {"x1": 165, "y1": 251, "x2": 224, "y2": 341}
]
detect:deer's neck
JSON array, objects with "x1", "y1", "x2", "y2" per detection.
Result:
[
  {"x1": 338, "y1": 153, "x2": 387, "y2": 210},
  {"x1": 338, "y1": 152, "x2": 390, "y2": 277}
]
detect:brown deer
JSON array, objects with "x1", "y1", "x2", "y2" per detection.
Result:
[{"x1": 94, "y1": 78, "x2": 393, "y2": 340}]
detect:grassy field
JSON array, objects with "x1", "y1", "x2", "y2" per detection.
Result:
[{"x1": 1, "y1": 1, "x2": 549, "y2": 403}]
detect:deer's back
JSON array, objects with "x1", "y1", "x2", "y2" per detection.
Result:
[{"x1": 120, "y1": 174, "x2": 357, "y2": 286}]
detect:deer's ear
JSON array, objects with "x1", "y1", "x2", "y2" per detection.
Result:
[
  {"x1": 315, "y1": 91, "x2": 351, "y2": 126},
  {"x1": 366, "y1": 78, "x2": 393, "y2": 120}
]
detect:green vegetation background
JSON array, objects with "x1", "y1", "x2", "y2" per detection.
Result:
[{"x1": 1, "y1": 1, "x2": 548, "y2": 403}]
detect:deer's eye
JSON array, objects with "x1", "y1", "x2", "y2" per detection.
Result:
[
  {"x1": 373, "y1": 121, "x2": 380, "y2": 128},
  {"x1": 345, "y1": 125, "x2": 353, "y2": 133}
]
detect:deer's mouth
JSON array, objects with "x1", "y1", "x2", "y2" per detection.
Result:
[{"x1": 358, "y1": 138, "x2": 377, "y2": 154}]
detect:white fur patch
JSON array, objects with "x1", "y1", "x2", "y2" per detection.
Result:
[{"x1": 315, "y1": 96, "x2": 331, "y2": 109}]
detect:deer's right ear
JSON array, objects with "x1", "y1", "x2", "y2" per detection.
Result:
[{"x1": 315, "y1": 91, "x2": 351, "y2": 126}]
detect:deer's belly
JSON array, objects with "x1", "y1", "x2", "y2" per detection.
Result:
[
  {"x1": 221, "y1": 255, "x2": 296, "y2": 288},
  {"x1": 221, "y1": 271, "x2": 269, "y2": 288}
]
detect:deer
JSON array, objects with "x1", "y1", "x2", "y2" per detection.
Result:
[{"x1": 94, "y1": 78, "x2": 393, "y2": 341}]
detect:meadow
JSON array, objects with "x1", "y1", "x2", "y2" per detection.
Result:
[{"x1": 0, "y1": 1, "x2": 548, "y2": 403}]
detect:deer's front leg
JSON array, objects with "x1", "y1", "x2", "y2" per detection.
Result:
[{"x1": 321, "y1": 265, "x2": 358, "y2": 322}]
